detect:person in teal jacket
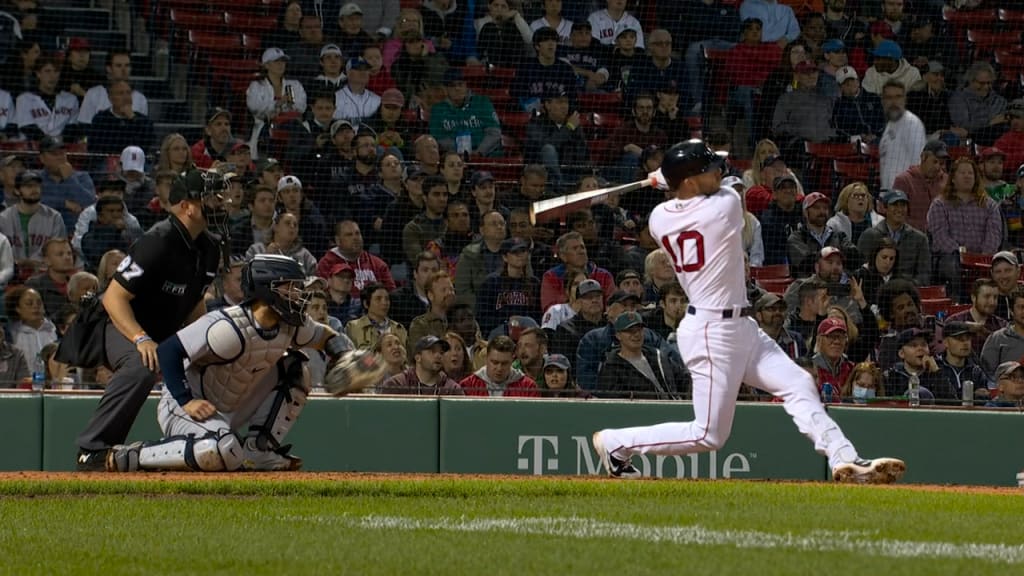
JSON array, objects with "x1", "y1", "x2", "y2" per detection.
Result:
[{"x1": 429, "y1": 67, "x2": 503, "y2": 158}]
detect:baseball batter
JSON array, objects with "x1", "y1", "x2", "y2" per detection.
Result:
[
  {"x1": 106, "y1": 254, "x2": 377, "y2": 472},
  {"x1": 592, "y1": 140, "x2": 906, "y2": 484}
]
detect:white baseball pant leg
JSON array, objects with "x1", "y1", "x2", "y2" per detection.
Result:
[
  {"x1": 157, "y1": 388, "x2": 232, "y2": 438},
  {"x1": 741, "y1": 323, "x2": 859, "y2": 469},
  {"x1": 601, "y1": 314, "x2": 753, "y2": 458}
]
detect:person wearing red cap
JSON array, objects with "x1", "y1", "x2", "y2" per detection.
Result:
[
  {"x1": 57, "y1": 38, "x2": 102, "y2": 101},
  {"x1": 323, "y1": 260, "x2": 362, "y2": 325},
  {"x1": 977, "y1": 147, "x2": 1011, "y2": 199},
  {"x1": 786, "y1": 191, "x2": 859, "y2": 278},
  {"x1": 316, "y1": 219, "x2": 396, "y2": 298},
  {"x1": 811, "y1": 317, "x2": 855, "y2": 402}
]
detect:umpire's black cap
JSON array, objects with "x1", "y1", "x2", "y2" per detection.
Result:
[{"x1": 169, "y1": 169, "x2": 226, "y2": 205}]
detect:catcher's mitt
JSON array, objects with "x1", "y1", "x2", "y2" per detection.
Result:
[{"x1": 323, "y1": 349, "x2": 387, "y2": 396}]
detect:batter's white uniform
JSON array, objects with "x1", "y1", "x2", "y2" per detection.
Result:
[{"x1": 599, "y1": 186, "x2": 860, "y2": 470}]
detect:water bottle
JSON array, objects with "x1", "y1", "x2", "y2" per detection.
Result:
[
  {"x1": 31, "y1": 354, "x2": 46, "y2": 392},
  {"x1": 962, "y1": 380, "x2": 974, "y2": 407},
  {"x1": 822, "y1": 382, "x2": 834, "y2": 404},
  {"x1": 907, "y1": 373, "x2": 921, "y2": 408}
]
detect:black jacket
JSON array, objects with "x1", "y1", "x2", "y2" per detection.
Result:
[{"x1": 597, "y1": 346, "x2": 690, "y2": 400}]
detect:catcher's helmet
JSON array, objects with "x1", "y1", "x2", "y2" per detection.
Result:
[
  {"x1": 242, "y1": 254, "x2": 309, "y2": 326},
  {"x1": 661, "y1": 139, "x2": 725, "y2": 191}
]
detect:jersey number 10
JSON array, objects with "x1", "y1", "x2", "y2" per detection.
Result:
[{"x1": 661, "y1": 231, "x2": 706, "y2": 273}]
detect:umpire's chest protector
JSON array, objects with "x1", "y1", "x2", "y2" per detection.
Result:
[{"x1": 193, "y1": 306, "x2": 296, "y2": 412}]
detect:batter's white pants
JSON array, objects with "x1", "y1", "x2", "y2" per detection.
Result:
[{"x1": 601, "y1": 313, "x2": 860, "y2": 470}]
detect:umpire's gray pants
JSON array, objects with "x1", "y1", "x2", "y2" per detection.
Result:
[{"x1": 76, "y1": 322, "x2": 161, "y2": 451}]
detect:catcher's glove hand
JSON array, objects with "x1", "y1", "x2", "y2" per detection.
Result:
[{"x1": 323, "y1": 349, "x2": 387, "y2": 396}]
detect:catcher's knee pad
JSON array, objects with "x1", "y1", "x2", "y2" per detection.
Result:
[
  {"x1": 249, "y1": 352, "x2": 310, "y2": 452},
  {"x1": 134, "y1": 431, "x2": 244, "y2": 472}
]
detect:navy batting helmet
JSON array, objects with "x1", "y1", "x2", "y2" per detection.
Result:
[
  {"x1": 661, "y1": 139, "x2": 725, "y2": 190},
  {"x1": 242, "y1": 254, "x2": 309, "y2": 326}
]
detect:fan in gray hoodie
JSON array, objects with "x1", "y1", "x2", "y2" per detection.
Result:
[{"x1": 980, "y1": 294, "x2": 1024, "y2": 378}]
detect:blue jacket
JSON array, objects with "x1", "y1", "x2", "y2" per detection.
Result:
[
  {"x1": 40, "y1": 169, "x2": 96, "y2": 233},
  {"x1": 832, "y1": 90, "x2": 885, "y2": 140}
]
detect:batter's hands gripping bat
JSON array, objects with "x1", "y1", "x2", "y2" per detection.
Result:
[{"x1": 529, "y1": 172, "x2": 665, "y2": 225}]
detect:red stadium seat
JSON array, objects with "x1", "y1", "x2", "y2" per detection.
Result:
[
  {"x1": 805, "y1": 141, "x2": 860, "y2": 194},
  {"x1": 998, "y1": 8, "x2": 1024, "y2": 25},
  {"x1": 578, "y1": 92, "x2": 624, "y2": 115},
  {"x1": 945, "y1": 303, "x2": 973, "y2": 317},
  {"x1": 918, "y1": 285, "x2": 947, "y2": 299},
  {"x1": 967, "y1": 29, "x2": 1023, "y2": 59},
  {"x1": 759, "y1": 277, "x2": 793, "y2": 294},
  {"x1": 920, "y1": 298, "x2": 953, "y2": 316},
  {"x1": 833, "y1": 159, "x2": 876, "y2": 194},
  {"x1": 750, "y1": 264, "x2": 790, "y2": 280},
  {"x1": 223, "y1": 11, "x2": 277, "y2": 33}
]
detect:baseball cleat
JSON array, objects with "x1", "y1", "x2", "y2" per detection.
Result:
[
  {"x1": 592, "y1": 431, "x2": 642, "y2": 479},
  {"x1": 106, "y1": 442, "x2": 144, "y2": 472},
  {"x1": 76, "y1": 448, "x2": 110, "y2": 472},
  {"x1": 832, "y1": 457, "x2": 906, "y2": 484}
]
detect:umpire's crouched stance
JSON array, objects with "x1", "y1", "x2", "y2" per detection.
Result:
[{"x1": 75, "y1": 170, "x2": 226, "y2": 470}]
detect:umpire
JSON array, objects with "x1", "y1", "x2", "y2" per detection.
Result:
[{"x1": 75, "y1": 169, "x2": 227, "y2": 470}]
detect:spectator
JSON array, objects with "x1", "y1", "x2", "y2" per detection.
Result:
[
  {"x1": 642, "y1": 281, "x2": 687, "y2": 340},
  {"x1": 402, "y1": 175, "x2": 448, "y2": 265},
  {"x1": 0, "y1": 169, "x2": 64, "y2": 275},
  {"x1": 80, "y1": 195, "x2": 139, "y2": 272},
  {"x1": 812, "y1": 317, "x2": 855, "y2": 401},
  {"x1": 331, "y1": 2, "x2": 375, "y2": 56},
  {"x1": 949, "y1": 62, "x2": 1008, "y2": 147},
  {"x1": 772, "y1": 60, "x2": 836, "y2": 151},
  {"x1": 756, "y1": 292, "x2": 807, "y2": 359},
  {"x1": 1, "y1": 155, "x2": 25, "y2": 206},
  {"x1": 986, "y1": 361, "x2": 1024, "y2": 407},
  {"x1": 882, "y1": 327, "x2": 951, "y2": 400},
  {"x1": 438, "y1": 331, "x2": 472, "y2": 381},
  {"x1": 391, "y1": 251, "x2": 441, "y2": 328},
  {"x1": 906, "y1": 62, "x2": 961, "y2": 144},
  {"x1": 539, "y1": 353, "x2": 586, "y2": 397},
  {"x1": 454, "y1": 209, "x2": 507, "y2": 307},
  {"x1": 88, "y1": 80, "x2": 155, "y2": 156},
  {"x1": 308, "y1": 44, "x2": 346, "y2": 92},
  {"x1": 784, "y1": 245, "x2": 863, "y2": 323},
  {"x1": 928, "y1": 158, "x2": 1002, "y2": 300},
  {"x1": 511, "y1": 326, "x2": 548, "y2": 387},
  {"x1": 724, "y1": 19, "x2": 783, "y2": 142},
  {"x1": 785, "y1": 277, "x2": 828, "y2": 351},
  {"x1": 504, "y1": 163, "x2": 550, "y2": 213},
  {"x1": 156, "y1": 133, "x2": 195, "y2": 174},
  {"x1": 475, "y1": 0, "x2": 533, "y2": 67},
  {"x1": 448, "y1": 303, "x2": 490, "y2": 369},
  {"x1": 531, "y1": 0, "x2": 572, "y2": 43},
  {"x1": 875, "y1": 278, "x2": 934, "y2": 369},
  {"x1": 245, "y1": 211, "x2": 317, "y2": 275},
  {"x1": 742, "y1": 141, "x2": 805, "y2": 209},
  {"x1": 892, "y1": 139, "x2": 948, "y2": 233},
  {"x1": 588, "y1": 0, "x2": 644, "y2": 48},
  {"x1": 605, "y1": 27, "x2": 644, "y2": 94},
  {"x1": 77, "y1": 51, "x2": 148, "y2": 125},
  {"x1": 460, "y1": 334, "x2": 539, "y2": 396},
  {"x1": 994, "y1": 100, "x2": 1024, "y2": 177},
  {"x1": 37, "y1": 139, "x2": 95, "y2": 236},
  {"x1": 364, "y1": 44, "x2": 397, "y2": 96},
  {"x1": 191, "y1": 108, "x2": 235, "y2": 169},
  {"x1": 229, "y1": 185, "x2": 275, "y2": 256},
  {"x1": 641, "y1": 248, "x2": 677, "y2": 305},
  {"x1": 827, "y1": 181, "x2": 881, "y2": 246},
  {"x1": 945, "y1": 278, "x2": 1007, "y2": 354},
  {"x1": 436, "y1": 200, "x2": 473, "y2": 271},
  {"x1": 335, "y1": 57, "x2": 380, "y2": 124},
  {"x1": 560, "y1": 21, "x2": 609, "y2": 92},
  {"x1": 317, "y1": 219, "x2": 395, "y2": 293},
  {"x1": 475, "y1": 237, "x2": 541, "y2": 335},
  {"x1": 0, "y1": 332, "x2": 29, "y2": 388},
  {"x1": 990, "y1": 250, "x2": 1020, "y2": 321},
  {"x1": 679, "y1": 0, "x2": 741, "y2": 115},
  {"x1": 787, "y1": 192, "x2": 859, "y2": 279},
  {"x1": 205, "y1": 256, "x2": 245, "y2": 311},
  {"x1": 524, "y1": 89, "x2": 587, "y2": 193},
  {"x1": 24, "y1": 237, "x2": 74, "y2": 319},
  {"x1": 937, "y1": 317, "x2": 991, "y2": 399},
  {"x1": 274, "y1": 174, "x2": 329, "y2": 257},
  {"x1": 512, "y1": 27, "x2": 579, "y2": 113},
  {"x1": 421, "y1": 0, "x2": 475, "y2": 64},
  {"x1": 322, "y1": 262, "x2": 362, "y2": 325},
  {"x1": 247, "y1": 47, "x2": 308, "y2": 156},
  {"x1": 380, "y1": 335, "x2": 464, "y2": 395},
  {"x1": 981, "y1": 288, "x2": 1024, "y2": 379},
  {"x1": 508, "y1": 207, "x2": 556, "y2": 275},
  {"x1": 877, "y1": 0, "x2": 905, "y2": 38},
  {"x1": 879, "y1": 79, "x2": 927, "y2": 192},
  {"x1": 3, "y1": 285, "x2": 58, "y2": 367},
  {"x1": 541, "y1": 270, "x2": 587, "y2": 330},
  {"x1": 372, "y1": 332, "x2": 409, "y2": 383},
  {"x1": 389, "y1": 29, "x2": 448, "y2": 106},
  {"x1": 740, "y1": 0, "x2": 799, "y2": 45},
  {"x1": 287, "y1": 16, "x2": 326, "y2": 82},
  {"x1": 978, "y1": 147, "x2": 1009, "y2": 196},
  {"x1": 362, "y1": 91, "x2": 410, "y2": 155},
  {"x1": 832, "y1": 66, "x2": 884, "y2": 143},
  {"x1": 629, "y1": 29, "x2": 685, "y2": 103},
  {"x1": 57, "y1": 37, "x2": 102, "y2": 103},
  {"x1": 548, "y1": 278, "x2": 606, "y2": 359},
  {"x1": 430, "y1": 68, "x2": 502, "y2": 158},
  {"x1": 596, "y1": 310, "x2": 688, "y2": 400},
  {"x1": 263, "y1": 0, "x2": 303, "y2": 52},
  {"x1": 464, "y1": 171, "x2": 505, "y2": 230},
  {"x1": 311, "y1": 119, "x2": 356, "y2": 191},
  {"x1": 841, "y1": 361, "x2": 882, "y2": 403},
  {"x1": 72, "y1": 177, "x2": 143, "y2": 255},
  {"x1": 346, "y1": 282, "x2": 408, "y2": 351},
  {"x1": 820, "y1": 38, "x2": 851, "y2": 79},
  {"x1": 857, "y1": 189, "x2": 930, "y2": 286},
  {"x1": 15, "y1": 57, "x2": 78, "y2": 141},
  {"x1": 861, "y1": 41, "x2": 919, "y2": 96},
  {"x1": 759, "y1": 174, "x2": 803, "y2": 265},
  {"x1": 407, "y1": 271, "x2": 455, "y2": 361},
  {"x1": 606, "y1": 93, "x2": 668, "y2": 180},
  {"x1": 541, "y1": 231, "x2": 615, "y2": 312},
  {"x1": 325, "y1": 128, "x2": 381, "y2": 225}
]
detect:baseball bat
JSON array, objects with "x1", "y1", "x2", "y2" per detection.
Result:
[{"x1": 529, "y1": 176, "x2": 658, "y2": 225}]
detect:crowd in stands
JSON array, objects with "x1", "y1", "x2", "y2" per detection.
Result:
[{"x1": 0, "y1": 0, "x2": 1023, "y2": 406}]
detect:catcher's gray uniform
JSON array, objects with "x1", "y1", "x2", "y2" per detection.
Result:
[{"x1": 120, "y1": 304, "x2": 328, "y2": 472}]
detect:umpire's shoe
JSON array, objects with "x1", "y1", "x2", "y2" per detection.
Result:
[
  {"x1": 832, "y1": 457, "x2": 906, "y2": 484},
  {"x1": 76, "y1": 448, "x2": 111, "y2": 472},
  {"x1": 592, "y1": 431, "x2": 642, "y2": 479}
]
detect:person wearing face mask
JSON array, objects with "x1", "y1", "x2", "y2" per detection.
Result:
[
  {"x1": 935, "y1": 321, "x2": 991, "y2": 403},
  {"x1": 841, "y1": 361, "x2": 883, "y2": 404}
]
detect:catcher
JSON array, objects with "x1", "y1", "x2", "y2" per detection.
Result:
[{"x1": 106, "y1": 254, "x2": 385, "y2": 472}]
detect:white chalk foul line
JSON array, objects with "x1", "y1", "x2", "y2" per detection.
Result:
[{"x1": 278, "y1": 514, "x2": 1024, "y2": 564}]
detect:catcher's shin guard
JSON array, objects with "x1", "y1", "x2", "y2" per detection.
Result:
[
  {"x1": 247, "y1": 351, "x2": 310, "y2": 455},
  {"x1": 108, "y1": 432, "x2": 244, "y2": 472}
]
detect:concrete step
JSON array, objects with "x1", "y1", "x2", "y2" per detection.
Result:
[
  {"x1": 147, "y1": 98, "x2": 191, "y2": 124},
  {"x1": 40, "y1": 6, "x2": 112, "y2": 35}
]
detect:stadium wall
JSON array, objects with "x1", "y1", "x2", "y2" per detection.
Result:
[{"x1": 2, "y1": 394, "x2": 1021, "y2": 486}]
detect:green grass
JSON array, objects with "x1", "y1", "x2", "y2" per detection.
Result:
[{"x1": 1, "y1": 477, "x2": 1022, "y2": 575}]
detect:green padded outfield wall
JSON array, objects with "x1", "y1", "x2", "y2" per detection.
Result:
[
  {"x1": 42, "y1": 395, "x2": 162, "y2": 471},
  {"x1": 439, "y1": 399, "x2": 825, "y2": 479}
]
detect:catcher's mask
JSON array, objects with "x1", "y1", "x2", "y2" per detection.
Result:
[{"x1": 242, "y1": 254, "x2": 310, "y2": 326}]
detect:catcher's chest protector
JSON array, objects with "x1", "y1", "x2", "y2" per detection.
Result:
[{"x1": 197, "y1": 306, "x2": 296, "y2": 412}]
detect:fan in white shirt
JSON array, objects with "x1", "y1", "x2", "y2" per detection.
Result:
[
  {"x1": 77, "y1": 51, "x2": 149, "y2": 124},
  {"x1": 334, "y1": 57, "x2": 381, "y2": 125}
]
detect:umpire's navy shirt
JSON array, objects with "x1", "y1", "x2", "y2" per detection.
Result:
[{"x1": 112, "y1": 213, "x2": 221, "y2": 342}]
